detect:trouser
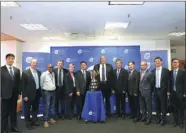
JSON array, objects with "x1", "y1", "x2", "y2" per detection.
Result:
[
  {"x1": 115, "y1": 93, "x2": 126, "y2": 115},
  {"x1": 128, "y1": 94, "x2": 140, "y2": 118},
  {"x1": 155, "y1": 89, "x2": 167, "y2": 121},
  {"x1": 24, "y1": 90, "x2": 40, "y2": 126},
  {"x1": 171, "y1": 92, "x2": 184, "y2": 124},
  {"x1": 54, "y1": 86, "x2": 65, "y2": 116},
  {"x1": 76, "y1": 94, "x2": 86, "y2": 116},
  {"x1": 66, "y1": 94, "x2": 75, "y2": 118},
  {"x1": 100, "y1": 82, "x2": 111, "y2": 114},
  {"x1": 139, "y1": 92, "x2": 152, "y2": 121},
  {"x1": 43, "y1": 90, "x2": 55, "y2": 121}
]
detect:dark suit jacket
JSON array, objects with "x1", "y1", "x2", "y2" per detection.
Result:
[
  {"x1": 1, "y1": 65, "x2": 21, "y2": 99},
  {"x1": 139, "y1": 70, "x2": 154, "y2": 96},
  {"x1": 64, "y1": 72, "x2": 76, "y2": 95},
  {"x1": 151, "y1": 67, "x2": 169, "y2": 94},
  {"x1": 53, "y1": 68, "x2": 68, "y2": 87},
  {"x1": 113, "y1": 68, "x2": 128, "y2": 93},
  {"x1": 169, "y1": 69, "x2": 186, "y2": 99},
  {"x1": 128, "y1": 69, "x2": 140, "y2": 95},
  {"x1": 75, "y1": 70, "x2": 91, "y2": 95},
  {"x1": 93, "y1": 63, "x2": 113, "y2": 88},
  {"x1": 21, "y1": 68, "x2": 41, "y2": 101}
]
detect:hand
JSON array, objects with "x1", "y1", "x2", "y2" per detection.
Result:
[
  {"x1": 18, "y1": 95, "x2": 21, "y2": 99},
  {"x1": 112, "y1": 90, "x2": 115, "y2": 94},
  {"x1": 76, "y1": 92, "x2": 80, "y2": 96},
  {"x1": 24, "y1": 97, "x2": 28, "y2": 101},
  {"x1": 134, "y1": 93, "x2": 137, "y2": 96},
  {"x1": 167, "y1": 92, "x2": 170, "y2": 96},
  {"x1": 183, "y1": 94, "x2": 186, "y2": 97},
  {"x1": 69, "y1": 93, "x2": 73, "y2": 97},
  {"x1": 122, "y1": 91, "x2": 126, "y2": 94}
]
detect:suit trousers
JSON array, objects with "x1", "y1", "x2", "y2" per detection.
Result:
[
  {"x1": 54, "y1": 86, "x2": 66, "y2": 117},
  {"x1": 115, "y1": 93, "x2": 126, "y2": 116},
  {"x1": 128, "y1": 94, "x2": 140, "y2": 118},
  {"x1": 171, "y1": 91, "x2": 184, "y2": 124},
  {"x1": 100, "y1": 82, "x2": 111, "y2": 114},
  {"x1": 139, "y1": 91, "x2": 152, "y2": 121},
  {"x1": 66, "y1": 94, "x2": 75, "y2": 118},
  {"x1": 24, "y1": 90, "x2": 40, "y2": 126},
  {"x1": 154, "y1": 88, "x2": 167, "y2": 121},
  {"x1": 76, "y1": 94, "x2": 86, "y2": 116}
]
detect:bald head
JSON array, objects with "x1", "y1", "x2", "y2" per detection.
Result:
[
  {"x1": 141, "y1": 61, "x2": 148, "y2": 71},
  {"x1": 100, "y1": 56, "x2": 106, "y2": 64}
]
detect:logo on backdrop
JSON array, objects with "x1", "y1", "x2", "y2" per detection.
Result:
[
  {"x1": 88, "y1": 111, "x2": 96, "y2": 116},
  {"x1": 89, "y1": 57, "x2": 94, "y2": 62},
  {"x1": 147, "y1": 62, "x2": 151, "y2": 69},
  {"x1": 26, "y1": 57, "x2": 33, "y2": 63},
  {"x1": 124, "y1": 65, "x2": 128, "y2": 70},
  {"x1": 77, "y1": 49, "x2": 82, "y2": 54},
  {"x1": 144, "y1": 53, "x2": 150, "y2": 59},
  {"x1": 124, "y1": 49, "x2": 128, "y2": 54},
  {"x1": 101, "y1": 49, "x2": 106, "y2": 54},
  {"x1": 112, "y1": 57, "x2": 117, "y2": 62},
  {"x1": 66, "y1": 58, "x2": 71, "y2": 63},
  {"x1": 54, "y1": 50, "x2": 59, "y2": 55},
  {"x1": 87, "y1": 65, "x2": 94, "y2": 71}
]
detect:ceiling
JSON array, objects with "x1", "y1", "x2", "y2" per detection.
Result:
[{"x1": 1, "y1": 2, "x2": 185, "y2": 44}]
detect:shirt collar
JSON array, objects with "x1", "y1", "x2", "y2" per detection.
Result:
[
  {"x1": 156, "y1": 66, "x2": 162, "y2": 70},
  {"x1": 30, "y1": 67, "x2": 36, "y2": 72},
  {"x1": 6, "y1": 64, "x2": 12, "y2": 69},
  {"x1": 130, "y1": 69, "x2": 135, "y2": 73},
  {"x1": 173, "y1": 68, "x2": 179, "y2": 72},
  {"x1": 141, "y1": 69, "x2": 147, "y2": 73}
]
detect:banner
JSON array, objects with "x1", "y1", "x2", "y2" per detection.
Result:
[
  {"x1": 141, "y1": 50, "x2": 168, "y2": 71},
  {"x1": 21, "y1": 52, "x2": 50, "y2": 118}
]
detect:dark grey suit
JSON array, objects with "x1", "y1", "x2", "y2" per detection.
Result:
[{"x1": 139, "y1": 70, "x2": 153, "y2": 121}]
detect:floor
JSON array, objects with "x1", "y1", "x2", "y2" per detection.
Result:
[{"x1": 18, "y1": 116, "x2": 185, "y2": 133}]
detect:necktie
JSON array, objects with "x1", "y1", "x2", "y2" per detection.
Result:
[
  {"x1": 33, "y1": 70, "x2": 39, "y2": 89},
  {"x1": 173, "y1": 70, "x2": 177, "y2": 91},
  {"x1": 156, "y1": 68, "x2": 160, "y2": 88},
  {"x1": 129, "y1": 71, "x2": 133, "y2": 79},
  {"x1": 83, "y1": 70, "x2": 86, "y2": 82},
  {"x1": 117, "y1": 69, "x2": 120, "y2": 79},
  {"x1": 9, "y1": 67, "x2": 14, "y2": 80},
  {"x1": 102, "y1": 64, "x2": 105, "y2": 81},
  {"x1": 71, "y1": 73, "x2": 75, "y2": 87},
  {"x1": 140, "y1": 71, "x2": 145, "y2": 81},
  {"x1": 59, "y1": 69, "x2": 62, "y2": 86}
]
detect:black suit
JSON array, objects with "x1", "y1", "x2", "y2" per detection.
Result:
[
  {"x1": 93, "y1": 63, "x2": 113, "y2": 114},
  {"x1": 21, "y1": 68, "x2": 41, "y2": 126},
  {"x1": 64, "y1": 72, "x2": 76, "y2": 118},
  {"x1": 128, "y1": 69, "x2": 140, "y2": 119},
  {"x1": 113, "y1": 68, "x2": 128, "y2": 116},
  {"x1": 75, "y1": 70, "x2": 91, "y2": 116},
  {"x1": 53, "y1": 68, "x2": 68, "y2": 117},
  {"x1": 1, "y1": 65, "x2": 20, "y2": 133},
  {"x1": 152, "y1": 67, "x2": 169, "y2": 121},
  {"x1": 169, "y1": 69, "x2": 186, "y2": 124}
]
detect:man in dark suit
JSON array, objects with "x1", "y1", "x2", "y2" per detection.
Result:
[
  {"x1": 1, "y1": 53, "x2": 21, "y2": 133},
  {"x1": 53, "y1": 60, "x2": 68, "y2": 120},
  {"x1": 75, "y1": 61, "x2": 91, "y2": 120},
  {"x1": 128, "y1": 61, "x2": 140, "y2": 122},
  {"x1": 139, "y1": 61, "x2": 153, "y2": 125},
  {"x1": 21, "y1": 58, "x2": 41, "y2": 130},
  {"x1": 168, "y1": 58, "x2": 186, "y2": 128},
  {"x1": 113, "y1": 59, "x2": 128, "y2": 119},
  {"x1": 64, "y1": 63, "x2": 76, "y2": 120},
  {"x1": 93, "y1": 56, "x2": 113, "y2": 115},
  {"x1": 152, "y1": 57, "x2": 169, "y2": 126}
]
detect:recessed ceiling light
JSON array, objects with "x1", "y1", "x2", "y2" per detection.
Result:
[
  {"x1": 43, "y1": 36, "x2": 65, "y2": 40},
  {"x1": 105, "y1": 22, "x2": 130, "y2": 29},
  {"x1": 20, "y1": 24, "x2": 49, "y2": 31},
  {"x1": 109, "y1": 1, "x2": 144, "y2": 5},
  {"x1": 168, "y1": 32, "x2": 185, "y2": 36},
  {"x1": 1, "y1": 2, "x2": 20, "y2": 7}
]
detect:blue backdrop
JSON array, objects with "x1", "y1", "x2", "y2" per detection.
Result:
[
  {"x1": 141, "y1": 50, "x2": 168, "y2": 71},
  {"x1": 50, "y1": 46, "x2": 141, "y2": 71}
]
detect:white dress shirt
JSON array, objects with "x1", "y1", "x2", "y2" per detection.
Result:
[
  {"x1": 40, "y1": 71, "x2": 56, "y2": 91},
  {"x1": 156, "y1": 66, "x2": 162, "y2": 88},
  {"x1": 6, "y1": 64, "x2": 14, "y2": 75},
  {"x1": 99, "y1": 64, "x2": 107, "y2": 81}
]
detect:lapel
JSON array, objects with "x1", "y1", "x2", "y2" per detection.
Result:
[
  {"x1": 129, "y1": 69, "x2": 135, "y2": 79},
  {"x1": 3, "y1": 65, "x2": 12, "y2": 79},
  {"x1": 141, "y1": 70, "x2": 148, "y2": 83},
  {"x1": 160, "y1": 68, "x2": 164, "y2": 82}
]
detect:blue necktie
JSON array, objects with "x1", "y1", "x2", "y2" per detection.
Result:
[
  {"x1": 117, "y1": 69, "x2": 120, "y2": 79},
  {"x1": 173, "y1": 70, "x2": 177, "y2": 91},
  {"x1": 9, "y1": 67, "x2": 14, "y2": 81}
]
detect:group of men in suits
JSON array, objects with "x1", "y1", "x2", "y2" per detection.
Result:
[{"x1": 1, "y1": 53, "x2": 186, "y2": 133}]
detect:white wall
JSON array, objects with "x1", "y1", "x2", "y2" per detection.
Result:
[
  {"x1": 171, "y1": 45, "x2": 185, "y2": 60},
  {"x1": 22, "y1": 39, "x2": 171, "y2": 69}
]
